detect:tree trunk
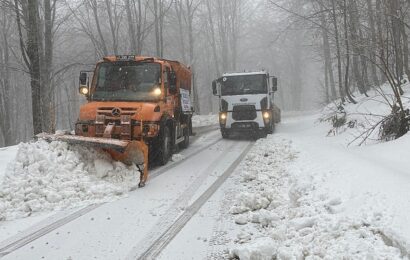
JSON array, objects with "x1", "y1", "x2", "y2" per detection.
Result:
[
  {"x1": 125, "y1": 0, "x2": 137, "y2": 53},
  {"x1": 90, "y1": 0, "x2": 108, "y2": 56},
  {"x1": 132, "y1": 0, "x2": 143, "y2": 55},
  {"x1": 331, "y1": 0, "x2": 345, "y2": 102},
  {"x1": 175, "y1": 0, "x2": 187, "y2": 63},
  {"x1": 153, "y1": 0, "x2": 160, "y2": 56},
  {"x1": 205, "y1": 0, "x2": 220, "y2": 76},
  {"x1": 0, "y1": 10, "x2": 14, "y2": 145},
  {"x1": 41, "y1": 0, "x2": 55, "y2": 133},
  {"x1": 229, "y1": 0, "x2": 239, "y2": 70},
  {"x1": 27, "y1": 0, "x2": 43, "y2": 134},
  {"x1": 186, "y1": 0, "x2": 199, "y2": 113},
  {"x1": 366, "y1": 0, "x2": 380, "y2": 86},
  {"x1": 401, "y1": 21, "x2": 410, "y2": 78},
  {"x1": 376, "y1": 0, "x2": 386, "y2": 82},
  {"x1": 344, "y1": 0, "x2": 356, "y2": 104},
  {"x1": 217, "y1": 0, "x2": 229, "y2": 71},
  {"x1": 320, "y1": 4, "x2": 336, "y2": 100},
  {"x1": 159, "y1": 0, "x2": 164, "y2": 57},
  {"x1": 390, "y1": 0, "x2": 404, "y2": 80},
  {"x1": 105, "y1": 0, "x2": 118, "y2": 55},
  {"x1": 348, "y1": 0, "x2": 367, "y2": 95}
]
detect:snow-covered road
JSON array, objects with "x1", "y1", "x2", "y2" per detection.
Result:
[{"x1": 0, "y1": 128, "x2": 255, "y2": 259}]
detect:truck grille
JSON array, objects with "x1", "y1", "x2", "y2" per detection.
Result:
[
  {"x1": 232, "y1": 105, "x2": 257, "y2": 121},
  {"x1": 97, "y1": 107, "x2": 138, "y2": 117}
]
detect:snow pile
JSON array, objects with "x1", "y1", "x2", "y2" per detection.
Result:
[
  {"x1": 192, "y1": 114, "x2": 218, "y2": 127},
  {"x1": 228, "y1": 136, "x2": 406, "y2": 259},
  {"x1": 171, "y1": 153, "x2": 185, "y2": 162},
  {"x1": 0, "y1": 146, "x2": 18, "y2": 184},
  {"x1": 321, "y1": 80, "x2": 410, "y2": 145},
  {"x1": 0, "y1": 140, "x2": 140, "y2": 221}
]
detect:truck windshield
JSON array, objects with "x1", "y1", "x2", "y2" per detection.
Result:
[
  {"x1": 92, "y1": 62, "x2": 161, "y2": 101},
  {"x1": 220, "y1": 74, "x2": 267, "y2": 96}
]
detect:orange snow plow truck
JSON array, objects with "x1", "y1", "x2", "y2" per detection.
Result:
[{"x1": 40, "y1": 56, "x2": 193, "y2": 187}]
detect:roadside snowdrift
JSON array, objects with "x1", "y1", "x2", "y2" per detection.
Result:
[
  {"x1": 227, "y1": 85, "x2": 410, "y2": 259},
  {"x1": 321, "y1": 80, "x2": 410, "y2": 145},
  {"x1": 192, "y1": 114, "x2": 218, "y2": 127},
  {"x1": 0, "y1": 140, "x2": 139, "y2": 221},
  {"x1": 228, "y1": 135, "x2": 407, "y2": 259}
]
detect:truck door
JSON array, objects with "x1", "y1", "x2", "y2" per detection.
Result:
[{"x1": 162, "y1": 66, "x2": 173, "y2": 115}]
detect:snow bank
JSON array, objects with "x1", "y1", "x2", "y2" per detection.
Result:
[
  {"x1": 0, "y1": 140, "x2": 140, "y2": 221},
  {"x1": 228, "y1": 135, "x2": 405, "y2": 259},
  {"x1": 320, "y1": 80, "x2": 410, "y2": 145},
  {"x1": 0, "y1": 145, "x2": 18, "y2": 184},
  {"x1": 192, "y1": 114, "x2": 218, "y2": 128}
]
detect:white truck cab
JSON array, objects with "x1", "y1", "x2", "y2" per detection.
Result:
[{"x1": 212, "y1": 71, "x2": 280, "y2": 138}]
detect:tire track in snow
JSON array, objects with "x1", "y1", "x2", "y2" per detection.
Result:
[
  {"x1": 130, "y1": 141, "x2": 254, "y2": 260},
  {"x1": 0, "y1": 203, "x2": 101, "y2": 257},
  {"x1": 206, "y1": 186, "x2": 237, "y2": 259},
  {"x1": 0, "y1": 128, "x2": 221, "y2": 258}
]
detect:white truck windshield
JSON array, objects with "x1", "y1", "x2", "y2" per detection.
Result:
[{"x1": 220, "y1": 74, "x2": 267, "y2": 96}]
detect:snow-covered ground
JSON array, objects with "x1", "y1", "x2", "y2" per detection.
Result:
[
  {"x1": 224, "y1": 83, "x2": 410, "y2": 259},
  {"x1": 1, "y1": 86, "x2": 410, "y2": 259},
  {"x1": 0, "y1": 140, "x2": 140, "y2": 221},
  {"x1": 159, "y1": 85, "x2": 410, "y2": 259},
  {"x1": 192, "y1": 114, "x2": 218, "y2": 128},
  {"x1": 226, "y1": 116, "x2": 410, "y2": 259},
  {"x1": 0, "y1": 115, "x2": 218, "y2": 222}
]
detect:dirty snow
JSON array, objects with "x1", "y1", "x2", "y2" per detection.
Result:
[{"x1": 0, "y1": 140, "x2": 140, "y2": 221}]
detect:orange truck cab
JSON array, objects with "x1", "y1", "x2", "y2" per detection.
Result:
[{"x1": 76, "y1": 55, "x2": 193, "y2": 186}]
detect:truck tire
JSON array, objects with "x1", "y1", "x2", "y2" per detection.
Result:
[
  {"x1": 158, "y1": 126, "x2": 172, "y2": 165},
  {"x1": 221, "y1": 130, "x2": 229, "y2": 139},
  {"x1": 179, "y1": 127, "x2": 190, "y2": 149},
  {"x1": 266, "y1": 120, "x2": 274, "y2": 134}
]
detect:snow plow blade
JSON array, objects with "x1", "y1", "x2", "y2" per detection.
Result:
[
  {"x1": 37, "y1": 133, "x2": 149, "y2": 187},
  {"x1": 38, "y1": 133, "x2": 129, "y2": 152}
]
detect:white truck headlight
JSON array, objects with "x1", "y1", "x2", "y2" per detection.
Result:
[{"x1": 219, "y1": 112, "x2": 227, "y2": 125}]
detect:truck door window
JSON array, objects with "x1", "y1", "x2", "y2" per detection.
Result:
[{"x1": 164, "y1": 67, "x2": 170, "y2": 94}]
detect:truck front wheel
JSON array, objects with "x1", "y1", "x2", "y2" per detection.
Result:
[
  {"x1": 158, "y1": 126, "x2": 172, "y2": 165},
  {"x1": 266, "y1": 120, "x2": 274, "y2": 134},
  {"x1": 179, "y1": 127, "x2": 190, "y2": 149},
  {"x1": 221, "y1": 129, "x2": 229, "y2": 139}
]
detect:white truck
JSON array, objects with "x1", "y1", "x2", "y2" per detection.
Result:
[{"x1": 212, "y1": 71, "x2": 280, "y2": 138}]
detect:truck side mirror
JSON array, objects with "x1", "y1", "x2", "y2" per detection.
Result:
[
  {"x1": 79, "y1": 72, "x2": 89, "y2": 96},
  {"x1": 212, "y1": 81, "x2": 217, "y2": 95},
  {"x1": 271, "y1": 77, "x2": 278, "y2": 92},
  {"x1": 169, "y1": 71, "x2": 177, "y2": 94}
]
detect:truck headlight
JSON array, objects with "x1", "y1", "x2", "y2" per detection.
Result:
[
  {"x1": 263, "y1": 111, "x2": 271, "y2": 125},
  {"x1": 152, "y1": 88, "x2": 162, "y2": 96},
  {"x1": 79, "y1": 86, "x2": 89, "y2": 95},
  {"x1": 219, "y1": 112, "x2": 227, "y2": 125}
]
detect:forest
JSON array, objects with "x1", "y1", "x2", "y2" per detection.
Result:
[{"x1": 0, "y1": 0, "x2": 409, "y2": 147}]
